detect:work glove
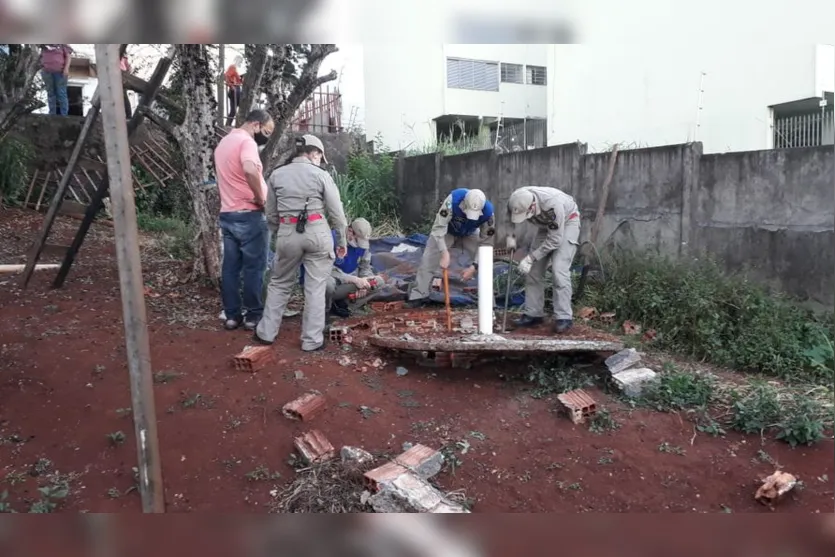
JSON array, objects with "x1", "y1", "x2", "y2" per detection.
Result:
[
  {"x1": 506, "y1": 236, "x2": 517, "y2": 250},
  {"x1": 517, "y1": 255, "x2": 533, "y2": 275}
]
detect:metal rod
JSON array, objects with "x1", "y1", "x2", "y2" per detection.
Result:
[
  {"x1": 502, "y1": 249, "x2": 514, "y2": 332},
  {"x1": 94, "y1": 43, "x2": 165, "y2": 513}
]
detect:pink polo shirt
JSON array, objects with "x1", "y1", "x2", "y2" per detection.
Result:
[{"x1": 214, "y1": 128, "x2": 267, "y2": 212}]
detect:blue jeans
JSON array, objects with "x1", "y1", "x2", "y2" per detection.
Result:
[
  {"x1": 219, "y1": 211, "x2": 268, "y2": 322},
  {"x1": 41, "y1": 70, "x2": 69, "y2": 116}
]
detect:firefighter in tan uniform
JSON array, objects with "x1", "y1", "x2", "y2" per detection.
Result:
[
  {"x1": 506, "y1": 186, "x2": 581, "y2": 334},
  {"x1": 255, "y1": 135, "x2": 349, "y2": 351}
]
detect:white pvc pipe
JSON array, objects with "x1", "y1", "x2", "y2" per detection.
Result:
[{"x1": 477, "y1": 246, "x2": 493, "y2": 334}]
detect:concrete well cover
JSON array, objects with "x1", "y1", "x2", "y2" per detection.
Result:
[{"x1": 369, "y1": 333, "x2": 623, "y2": 354}]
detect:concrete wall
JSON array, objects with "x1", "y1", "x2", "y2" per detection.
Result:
[{"x1": 396, "y1": 141, "x2": 835, "y2": 307}]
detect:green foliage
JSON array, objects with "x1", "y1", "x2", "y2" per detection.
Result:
[
  {"x1": 728, "y1": 382, "x2": 782, "y2": 434},
  {"x1": 638, "y1": 368, "x2": 717, "y2": 412},
  {"x1": 775, "y1": 396, "x2": 827, "y2": 447},
  {"x1": 527, "y1": 357, "x2": 594, "y2": 398},
  {"x1": 583, "y1": 252, "x2": 835, "y2": 384},
  {"x1": 333, "y1": 146, "x2": 398, "y2": 228},
  {"x1": 136, "y1": 213, "x2": 194, "y2": 260},
  {"x1": 0, "y1": 136, "x2": 33, "y2": 205}
]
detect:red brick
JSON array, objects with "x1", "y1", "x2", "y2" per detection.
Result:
[
  {"x1": 232, "y1": 345, "x2": 276, "y2": 373},
  {"x1": 282, "y1": 392, "x2": 327, "y2": 421},
  {"x1": 557, "y1": 389, "x2": 597, "y2": 424},
  {"x1": 394, "y1": 444, "x2": 443, "y2": 479},
  {"x1": 294, "y1": 430, "x2": 335, "y2": 464},
  {"x1": 328, "y1": 326, "x2": 349, "y2": 344},
  {"x1": 364, "y1": 461, "x2": 407, "y2": 491}
]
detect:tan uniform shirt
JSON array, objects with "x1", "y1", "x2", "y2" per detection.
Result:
[
  {"x1": 517, "y1": 186, "x2": 579, "y2": 261},
  {"x1": 265, "y1": 157, "x2": 348, "y2": 248}
]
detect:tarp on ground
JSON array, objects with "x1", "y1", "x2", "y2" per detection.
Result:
[{"x1": 366, "y1": 234, "x2": 526, "y2": 307}]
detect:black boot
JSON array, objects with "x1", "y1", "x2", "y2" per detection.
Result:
[
  {"x1": 330, "y1": 300, "x2": 351, "y2": 318},
  {"x1": 405, "y1": 297, "x2": 431, "y2": 309},
  {"x1": 554, "y1": 319, "x2": 574, "y2": 334},
  {"x1": 513, "y1": 314, "x2": 543, "y2": 328}
]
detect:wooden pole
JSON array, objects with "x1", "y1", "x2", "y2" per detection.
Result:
[
  {"x1": 442, "y1": 269, "x2": 452, "y2": 332},
  {"x1": 217, "y1": 44, "x2": 225, "y2": 128},
  {"x1": 94, "y1": 43, "x2": 164, "y2": 513}
]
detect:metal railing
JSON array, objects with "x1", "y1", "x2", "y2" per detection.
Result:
[
  {"x1": 491, "y1": 118, "x2": 547, "y2": 153},
  {"x1": 290, "y1": 85, "x2": 343, "y2": 134},
  {"x1": 773, "y1": 109, "x2": 834, "y2": 149}
]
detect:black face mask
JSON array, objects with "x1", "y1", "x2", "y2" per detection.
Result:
[{"x1": 254, "y1": 132, "x2": 270, "y2": 146}]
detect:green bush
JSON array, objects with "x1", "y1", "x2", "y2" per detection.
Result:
[
  {"x1": 333, "y1": 148, "x2": 398, "y2": 228},
  {"x1": 583, "y1": 252, "x2": 835, "y2": 384},
  {"x1": 0, "y1": 136, "x2": 33, "y2": 206}
]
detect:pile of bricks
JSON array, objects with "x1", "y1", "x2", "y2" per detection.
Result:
[
  {"x1": 369, "y1": 301, "x2": 405, "y2": 313},
  {"x1": 364, "y1": 444, "x2": 468, "y2": 513},
  {"x1": 231, "y1": 345, "x2": 276, "y2": 372},
  {"x1": 605, "y1": 348, "x2": 658, "y2": 397}
]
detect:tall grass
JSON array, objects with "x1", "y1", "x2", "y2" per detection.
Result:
[
  {"x1": 333, "y1": 149, "x2": 399, "y2": 235},
  {"x1": 0, "y1": 136, "x2": 33, "y2": 206},
  {"x1": 583, "y1": 251, "x2": 835, "y2": 385}
]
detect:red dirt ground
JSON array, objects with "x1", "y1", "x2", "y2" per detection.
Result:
[{"x1": 0, "y1": 208, "x2": 832, "y2": 513}]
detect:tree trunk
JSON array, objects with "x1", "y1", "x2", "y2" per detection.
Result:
[
  {"x1": 170, "y1": 44, "x2": 221, "y2": 284},
  {"x1": 0, "y1": 45, "x2": 42, "y2": 142}
]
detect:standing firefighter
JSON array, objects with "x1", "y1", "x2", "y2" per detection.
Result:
[
  {"x1": 255, "y1": 135, "x2": 349, "y2": 351},
  {"x1": 506, "y1": 186, "x2": 581, "y2": 333},
  {"x1": 407, "y1": 188, "x2": 495, "y2": 308}
]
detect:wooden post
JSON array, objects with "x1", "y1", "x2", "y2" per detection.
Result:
[
  {"x1": 217, "y1": 44, "x2": 225, "y2": 127},
  {"x1": 94, "y1": 43, "x2": 164, "y2": 513}
]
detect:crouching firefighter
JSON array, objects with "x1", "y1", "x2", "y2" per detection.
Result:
[
  {"x1": 300, "y1": 217, "x2": 385, "y2": 319},
  {"x1": 506, "y1": 186, "x2": 581, "y2": 334},
  {"x1": 407, "y1": 188, "x2": 496, "y2": 308},
  {"x1": 255, "y1": 134, "x2": 349, "y2": 351}
]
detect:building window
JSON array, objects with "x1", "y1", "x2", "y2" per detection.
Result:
[
  {"x1": 526, "y1": 65, "x2": 547, "y2": 86},
  {"x1": 446, "y1": 58, "x2": 499, "y2": 92},
  {"x1": 500, "y1": 63, "x2": 523, "y2": 84}
]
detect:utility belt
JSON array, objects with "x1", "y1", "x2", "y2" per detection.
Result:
[{"x1": 279, "y1": 213, "x2": 323, "y2": 225}]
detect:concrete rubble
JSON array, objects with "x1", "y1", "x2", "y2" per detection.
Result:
[
  {"x1": 341, "y1": 446, "x2": 374, "y2": 466},
  {"x1": 364, "y1": 444, "x2": 469, "y2": 513},
  {"x1": 613, "y1": 367, "x2": 658, "y2": 397},
  {"x1": 755, "y1": 470, "x2": 798, "y2": 506},
  {"x1": 605, "y1": 348, "x2": 658, "y2": 397}
]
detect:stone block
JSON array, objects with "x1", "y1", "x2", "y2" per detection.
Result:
[
  {"x1": 613, "y1": 367, "x2": 658, "y2": 397},
  {"x1": 368, "y1": 472, "x2": 443, "y2": 513},
  {"x1": 605, "y1": 348, "x2": 642, "y2": 375},
  {"x1": 341, "y1": 446, "x2": 374, "y2": 467}
]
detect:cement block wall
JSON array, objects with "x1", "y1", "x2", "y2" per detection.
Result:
[{"x1": 396, "y1": 142, "x2": 834, "y2": 308}]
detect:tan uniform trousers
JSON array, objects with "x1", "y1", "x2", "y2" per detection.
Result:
[
  {"x1": 257, "y1": 220, "x2": 334, "y2": 351},
  {"x1": 326, "y1": 274, "x2": 386, "y2": 305},
  {"x1": 409, "y1": 233, "x2": 479, "y2": 301},
  {"x1": 523, "y1": 218, "x2": 581, "y2": 320}
]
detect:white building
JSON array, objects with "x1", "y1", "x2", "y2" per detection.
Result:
[
  {"x1": 364, "y1": 44, "x2": 550, "y2": 151},
  {"x1": 546, "y1": 1, "x2": 835, "y2": 153}
]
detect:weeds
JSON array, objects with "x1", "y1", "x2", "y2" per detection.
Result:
[
  {"x1": 137, "y1": 215, "x2": 194, "y2": 260},
  {"x1": 588, "y1": 408, "x2": 621, "y2": 434},
  {"x1": 153, "y1": 370, "x2": 181, "y2": 384},
  {"x1": 638, "y1": 367, "x2": 716, "y2": 411},
  {"x1": 583, "y1": 252, "x2": 835, "y2": 384},
  {"x1": 658, "y1": 442, "x2": 686, "y2": 456},
  {"x1": 527, "y1": 357, "x2": 594, "y2": 398},
  {"x1": 245, "y1": 465, "x2": 281, "y2": 482},
  {"x1": 0, "y1": 136, "x2": 33, "y2": 206},
  {"x1": 106, "y1": 431, "x2": 126, "y2": 447},
  {"x1": 333, "y1": 146, "x2": 399, "y2": 229}
]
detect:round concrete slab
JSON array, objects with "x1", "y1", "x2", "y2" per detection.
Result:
[{"x1": 369, "y1": 333, "x2": 624, "y2": 354}]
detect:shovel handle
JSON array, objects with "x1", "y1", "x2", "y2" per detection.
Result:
[{"x1": 442, "y1": 268, "x2": 452, "y2": 331}]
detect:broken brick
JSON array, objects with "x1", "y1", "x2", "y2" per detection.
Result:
[
  {"x1": 577, "y1": 306, "x2": 599, "y2": 321},
  {"x1": 493, "y1": 248, "x2": 509, "y2": 258},
  {"x1": 232, "y1": 345, "x2": 276, "y2": 373},
  {"x1": 557, "y1": 389, "x2": 597, "y2": 424},
  {"x1": 282, "y1": 392, "x2": 327, "y2": 421},
  {"x1": 599, "y1": 312, "x2": 616, "y2": 323},
  {"x1": 294, "y1": 430, "x2": 336, "y2": 464},
  {"x1": 364, "y1": 461, "x2": 408, "y2": 491},
  {"x1": 393, "y1": 444, "x2": 443, "y2": 479},
  {"x1": 622, "y1": 320, "x2": 642, "y2": 335},
  {"x1": 755, "y1": 471, "x2": 798, "y2": 506},
  {"x1": 328, "y1": 326, "x2": 349, "y2": 343},
  {"x1": 341, "y1": 446, "x2": 375, "y2": 467}
]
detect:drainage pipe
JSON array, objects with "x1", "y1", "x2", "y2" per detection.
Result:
[{"x1": 477, "y1": 246, "x2": 494, "y2": 334}]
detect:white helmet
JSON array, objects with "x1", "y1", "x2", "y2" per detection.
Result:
[
  {"x1": 508, "y1": 188, "x2": 536, "y2": 224},
  {"x1": 462, "y1": 189, "x2": 486, "y2": 220}
]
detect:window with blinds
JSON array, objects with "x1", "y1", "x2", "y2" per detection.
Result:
[
  {"x1": 526, "y1": 65, "x2": 547, "y2": 86},
  {"x1": 500, "y1": 63, "x2": 523, "y2": 84},
  {"x1": 446, "y1": 58, "x2": 499, "y2": 91}
]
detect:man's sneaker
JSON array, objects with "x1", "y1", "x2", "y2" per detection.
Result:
[
  {"x1": 554, "y1": 319, "x2": 574, "y2": 334},
  {"x1": 513, "y1": 314, "x2": 543, "y2": 328},
  {"x1": 243, "y1": 320, "x2": 259, "y2": 331},
  {"x1": 302, "y1": 343, "x2": 325, "y2": 352},
  {"x1": 224, "y1": 318, "x2": 242, "y2": 331}
]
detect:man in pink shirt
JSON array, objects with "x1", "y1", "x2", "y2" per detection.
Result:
[
  {"x1": 214, "y1": 109, "x2": 275, "y2": 331},
  {"x1": 40, "y1": 44, "x2": 73, "y2": 115}
]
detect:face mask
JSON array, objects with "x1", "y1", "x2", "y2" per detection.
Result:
[{"x1": 254, "y1": 131, "x2": 270, "y2": 146}]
